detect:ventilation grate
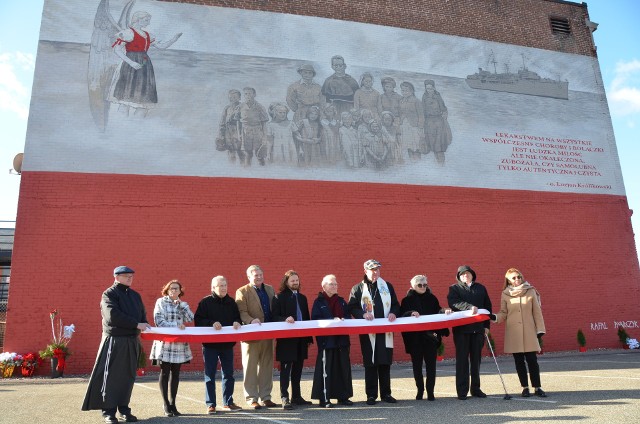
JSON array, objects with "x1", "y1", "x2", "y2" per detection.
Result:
[{"x1": 550, "y1": 17, "x2": 571, "y2": 35}]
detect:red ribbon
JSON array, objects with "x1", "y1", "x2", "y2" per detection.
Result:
[
  {"x1": 141, "y1": 312, "x2": 489, "y2": 343},
  {"x1": 53, "y1": 348, "x2": 66, "y2": 371}
]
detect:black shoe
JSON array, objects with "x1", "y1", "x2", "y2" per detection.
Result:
[
  {"x1": 366, "y1": 397, "x2": 377, "y2": 405},
  {"x1": 163, "y1": 405, "x2": 174, "y2": 417},
  {"x1": 170, "y1": 405, "x2": 181, "y2": 416},
  {"x1": 471, "y1": 390, "x2": 487, "y2": 398},
  {"x1": 291, "y1": 397, "x2": 313, "y2": 406},
  {"x1": 118, "y1": 414, "x2": 138, "y2": 423},
  {"x1": 427, "y1": 393, "x2": 435, "y2": 401},
  {"x1": 104, "y1": 417, "x2": 118, "y2": 424},
  {"x1": 318, "y1": 401, "x2": 333, "y2": 408},
  {"x1": 338, "y1": 399, "x2": 353, "y2": 406},
  {"x1": 522, "y1": 388, "x2": 531, "y2": 397},
  {"x1": 457, "y1": 395, "x2": 468, "y2": 400},
  {"x1": 416, "y1": 390, "x2": 424, "y2": 400},
  {"x1": 282, "y1": 399, "x2": 293, "y2": 410},
  {"x1": 535, "y1": 388, "x2": 547, "y2": 397},
  {"x1": 382, "y1": 395, "x2": 397, "y2": 403}
]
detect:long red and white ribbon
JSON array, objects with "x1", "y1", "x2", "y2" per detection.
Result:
[{"x1": 140, "y1": 310, "x2": 490, "y2": 343}]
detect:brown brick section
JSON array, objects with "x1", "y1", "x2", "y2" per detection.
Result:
[{"x1": 159, "y1": 0, "x2": 596, "y2": 57}]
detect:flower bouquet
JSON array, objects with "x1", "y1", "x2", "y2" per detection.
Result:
[
  {"x1": 39, "y1": 309, "x2": 75, "y2": 378},
  {"x1": 21, "y1": 352, "x2": 40, "y2": 377},
  {"x1": 0, "y1": 352, "x2": 23, "y2": 378}
]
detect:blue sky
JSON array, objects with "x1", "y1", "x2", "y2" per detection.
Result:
[{"x1": 1, "y1": 0, "x2": 639, "y2": 264}]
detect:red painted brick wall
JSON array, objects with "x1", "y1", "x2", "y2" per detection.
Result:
[
  {"x1": 160, "y1": 0, "x2": 596, "y2": 57},
  {"x1": 6, "y1": 172, "x2": 639, "y2": 373}
]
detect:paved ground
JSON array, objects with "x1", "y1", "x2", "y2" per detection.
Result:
[{"x1": 1, "y1": 349, "x2": 639, "y2": 423}]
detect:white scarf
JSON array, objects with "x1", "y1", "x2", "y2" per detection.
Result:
[{"x1": 361, "y1": 277, "x2": 393, "y2": 362}]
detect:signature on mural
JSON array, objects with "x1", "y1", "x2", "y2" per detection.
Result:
[
  {"x1": 215, "y1": 56, "x2": 453, "y2": 169},
  {"x1": 88, "y1": 0, "x2": 182, "y2": 131}
]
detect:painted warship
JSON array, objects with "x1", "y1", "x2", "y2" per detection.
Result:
[{"x1": 466, "y1": 53, "x2": 568, "y2": 100}]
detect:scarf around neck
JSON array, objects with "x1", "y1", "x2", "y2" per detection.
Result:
[
  {"x1": 361, "y1": 277, "x2": 393, "y2": 360},
  {"x1": 507, "y1": 281, "x2": 541, "y2": 306}
]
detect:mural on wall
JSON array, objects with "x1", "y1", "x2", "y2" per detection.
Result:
[
  {"x1": 24, "y1": 0, "x2": 624, "y2": 196},
  {"x1": 88, "y1": 0, "x2": 182, "y2": 131}
]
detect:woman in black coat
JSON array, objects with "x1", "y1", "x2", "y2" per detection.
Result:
[
  {"x1": 400, "y1": 275, "x2": 451, "y2": 400},
  {"x1": 271, "y1": 270, "x2": 313, "y2": 409},
  {"x1": 310, "y1": 274, "x2": 353, "y2": 408}
]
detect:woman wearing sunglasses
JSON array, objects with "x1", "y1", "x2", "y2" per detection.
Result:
[
  {"x1": 491, "y1": 268, "x2": 547, "y2": 397},
  {"x1": 400, "y1": 275, "x2": 451, "y2": 401}
]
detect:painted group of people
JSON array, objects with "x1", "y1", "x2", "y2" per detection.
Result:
[
  {"x1": 82, "y1": 262, "x2": 546, "y2": 423},
  {"x1": 215, "y1": 55, "x2": 453, "y2": 169}
]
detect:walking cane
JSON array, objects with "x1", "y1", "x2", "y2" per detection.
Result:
[{"x1": 485, "y1": 332, "x2": 512, "y2": 400}]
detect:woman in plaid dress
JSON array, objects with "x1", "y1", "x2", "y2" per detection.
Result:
[{"x1": 150, "y1": 280, "x2": 194, "y2": 416}]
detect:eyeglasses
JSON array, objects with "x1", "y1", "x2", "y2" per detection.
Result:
[
  {"x1": 415, "y1": 283, "x2": 428, "y2": 288},
  {"x1": 168, "y1": 287, "x2": 181, "y2": 291},
  {"x1": 510, "y1": 276, "x2": 523, "y2": 281}
]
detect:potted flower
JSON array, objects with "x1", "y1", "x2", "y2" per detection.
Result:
[
  {"x1": 0, "y1": 352, "x2": 23, "y2": 378},
  {"x1": 617, "y1": 327, "x2": 630, "y2": 349},
  {"x1": 20, "y1": 352, "x2": 40, "y2": 377},
  {"x1": 436, "y1": 341, "x2": 445, "y2": 361},
  {"x1": 39, "y1": 309, "x2": 75, "y2": 378},
  {"x1": 577, "y1": 329, "x2": 587, "y2": 352}
]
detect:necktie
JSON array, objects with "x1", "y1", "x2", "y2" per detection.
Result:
[{"x1": 294, "y1": 292, "x2": 303, "y2": 321}]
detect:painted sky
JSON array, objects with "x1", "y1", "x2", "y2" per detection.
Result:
[{"x1": 1, "y1": 0, "x2": 639, "y2": 263}]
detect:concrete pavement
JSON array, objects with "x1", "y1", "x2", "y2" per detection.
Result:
[{"x1": 1, "y1": 349, "x2": 638, "y2": 423}]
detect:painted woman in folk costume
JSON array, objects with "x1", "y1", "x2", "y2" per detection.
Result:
[{"x1": 108, "y1": 10, "x2": 182, "y2": 116}]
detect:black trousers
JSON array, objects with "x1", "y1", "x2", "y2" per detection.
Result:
[
  {"x1": 279, "y1": 360, "x2": 303, "y2": 400},
  {"x1": 453, "y1": 331, "x2": 484, "y2": 397},
  {"x1": 513, "y1": 352, "x2": 541, "y2": 388},
  {"x1": 410, "y1": 343, "x2": 437, "y2": 396},
  {"x1": 364, "y1": 364, "x2": 391, "y2": 399}
]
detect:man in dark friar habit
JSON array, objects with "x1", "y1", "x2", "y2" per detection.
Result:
[{"x1": 82, "y1": 266, "x2": 150, "y2": 423}]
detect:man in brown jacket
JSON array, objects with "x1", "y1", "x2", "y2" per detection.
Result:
[{"x1": 235, "y1": 265, "x2": 277, "y2": 409}]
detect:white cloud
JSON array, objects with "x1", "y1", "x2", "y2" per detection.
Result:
[
  {"x1": 609, "y1": 59, "x2": 640, "y2": 117},
  {"x1": 0, "y1": 51, "x2": 35, "y2": 120}
]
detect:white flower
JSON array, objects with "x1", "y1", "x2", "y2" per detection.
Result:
[
  {"x1": 627, "y1": 338, "x2": 639, "y2": 349},
  {"x1": 63, "y1": 324, "x2": 75, "y2": 339}
]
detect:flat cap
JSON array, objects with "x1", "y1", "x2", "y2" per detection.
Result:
[
  {"x1": 363, "y1": 259, "x2": 382, "y2": 270},
  {"x1": 113, "y1": 265, "x2": 135, "y2": 275}
]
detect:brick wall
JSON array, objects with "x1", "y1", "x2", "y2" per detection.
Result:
[
  {"x1": 6, "y1": 172, "x2": 639, "y2": 373},
  {"x1": 5, "y1": 0, "x2": 637, "y2": 375},
  {"x1": 160, "y1": 0, "x2": 596, "y2": 57}
]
